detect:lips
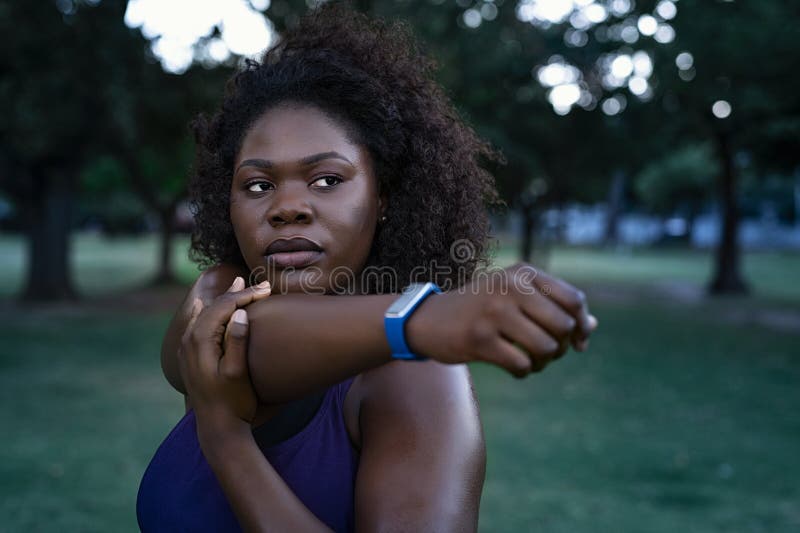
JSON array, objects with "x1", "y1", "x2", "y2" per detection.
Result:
[{"x1": 264, "y1": 237, "x2": 323, "y2": 268}]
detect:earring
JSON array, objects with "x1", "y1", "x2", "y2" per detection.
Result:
[{"x1": 380, "y1": 215, "x2": 387, "y2": 223}]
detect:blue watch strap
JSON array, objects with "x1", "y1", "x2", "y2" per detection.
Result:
[{"x1": 384, "y1": 282, "x2": 442, "y2": 360}]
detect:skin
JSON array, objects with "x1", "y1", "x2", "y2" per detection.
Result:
[
  {"x1": 168, "y1": 103, "x2": 599, "y2": 531},
  {"x1": 181, "y1": 281, "x2": 334, "y2": 531},
  {"x1": 230, "y1": 101, "x2": 385, "y2": 295}
]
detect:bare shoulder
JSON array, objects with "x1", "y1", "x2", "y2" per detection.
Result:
[
  {"x1": 361, "y1": 359, "x2": 482, "y2": 424},
  {"x1": 343, "y1": 360, "x2": 483, "y2": 449},
  {"x1": 349, "y1": 360, "x2": 487, "y2": 532}
]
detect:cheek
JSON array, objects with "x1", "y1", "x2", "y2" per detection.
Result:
[
  {"x1": 332, "y1": 203, "x2": 377, "y2": 257},
  {"x1": 319, "y1": 190, "x2": 375, "y2": 253}
]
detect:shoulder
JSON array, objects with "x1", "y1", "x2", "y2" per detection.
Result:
[
  {"x1": 359, "y1": 359, "x2": 482, "y2": 430},
  {"x1": 343, "y1": 360, "x2": 483, "y2": 450},
  {"x1": 348, "y1": 361, "x2": 486, "y2": 532}
]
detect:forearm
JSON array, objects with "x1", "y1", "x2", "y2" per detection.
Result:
[
  {"x1": 244, "y1": 293, "x2": 400, "y2": 404},
  {"x1": 200, "y1": 423, "x2": 333, "y2": 533},
  {"x1": 162, "y1": 269, "x2": 423, "y2": 405}
]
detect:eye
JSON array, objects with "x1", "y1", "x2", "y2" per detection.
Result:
[
  {"x1": 246, "y1": 180, "x2": 274, "y2": 193},
  {"x1": 310, "y1": 175, "x2": 343, "y2": 190}
]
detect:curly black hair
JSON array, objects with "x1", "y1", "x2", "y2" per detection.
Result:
[{"x1": 188, "y1": 0, "x2": 505, "y2": 293}]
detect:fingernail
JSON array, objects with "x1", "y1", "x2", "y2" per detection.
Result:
[
  {"x1": 229, "y1": 276, "x2": 244, "y2": 291},
  {"x1": 588, "y1": 315, "x2": 598, "y2": 329},
  {"x1": 232, "y1": 309, "x2": 248, "y2": 325},
  {"x1": 256, "y1": 280, "x2": 271, "y2": 290}
]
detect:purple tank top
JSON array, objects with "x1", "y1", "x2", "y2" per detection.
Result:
[{"x1": 136, "y1": 377, "x2": 359, "y2": 532}]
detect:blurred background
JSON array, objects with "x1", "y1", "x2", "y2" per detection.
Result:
[{"x1": 1, "y1": 0, "x2": 798, "y2": 531}]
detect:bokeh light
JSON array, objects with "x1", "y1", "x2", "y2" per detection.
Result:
[
  {"x1": 637, "y1": 15, "x2": 658, "y2": 36},
  {"x1": 712, "y1": 100, "x2": 732, "y2": 119},
  {"x1": 124, "y1": 0, "x2": 274, "y2": 73},
  {"x1": 655, "y1": 0, "x2": 677, "y2": 20},
  {"x1": 675, "y1": 51, "x2": 694, "y2": 70}
]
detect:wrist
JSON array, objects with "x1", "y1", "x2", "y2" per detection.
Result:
[
  {"x1": 404, "y1": 290, "x2": 442, "y2": 358},
  {"x1": 195, "y1": 408, "x2": 253, "y2": 458}
]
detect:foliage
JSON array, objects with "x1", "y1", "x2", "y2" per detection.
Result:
[{"x1": 634, "y1": 143, "x2": 717, "y2": 215}]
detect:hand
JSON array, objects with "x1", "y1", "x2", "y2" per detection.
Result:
[
  {"x1": 178, "y1": 276, "x2": 271, "y2": 432},
  {"x1": 407, "y1": 263, "x2": 599, "y2": 378}
]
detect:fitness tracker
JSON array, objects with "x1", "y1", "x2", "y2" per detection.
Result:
[{"x1": 384, "y1": 282, "x2": 442, "y2": 361}]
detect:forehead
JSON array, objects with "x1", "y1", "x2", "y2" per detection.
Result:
[{"x1": 236, "y1": 103, "x2": 367, "y2": 169}]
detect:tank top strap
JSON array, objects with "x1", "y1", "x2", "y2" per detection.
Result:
[{"x1": 334, "y1": 375, "x2": 357, "y2": 408}]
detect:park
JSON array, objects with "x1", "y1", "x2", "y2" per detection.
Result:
[{"x1": 1, "y1": 1, "x2": 798, "y2": 531}]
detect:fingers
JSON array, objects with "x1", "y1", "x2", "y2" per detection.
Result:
[
  {"x1": 182, "y1": 298, "x2": 204, "y2": 345},
  {"x1": 571, "y1": 313, "x2": 598, "y2": 351},
  {"x1": 497, "y1": 305, "x2": 565, "y2": 367},
  {"x1": 220, "y1": 309, "x2": 250, "y2": 380},
  {"x1": 226, "y1": 276, "x2": 246, "y2": 293},
  {"x1": 512, "y1": 286, "x2": 577, "y2": 343},
  {"x1": 223, "y1": 277, "x2": 245, "y2": 346},
  {"x1": 481, "y1": 337, "x2": 533, "y2": 378},
  {"x1": 178, "y1": 298, "x2": 204, "y2": 388},
  {"x1": 524, "y1": 268, "x2": 597, "y2": 349},
  {"x1": 197, "y1": 277, "x2": 270, "y2": 343}
]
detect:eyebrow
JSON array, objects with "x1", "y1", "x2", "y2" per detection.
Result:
[{"x1": 236, "y1": 151, "x2": 353, "y2": 173}]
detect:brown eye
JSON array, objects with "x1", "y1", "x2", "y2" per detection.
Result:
[
  {"x1": 247, "y1": 181, "x2": 274, "y2": 193},
  {"x1": 310, "y1": 175, "x2": 343, "y2": 189}
]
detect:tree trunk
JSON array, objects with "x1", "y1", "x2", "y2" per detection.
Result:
[
  {"x1": 518, "y1": 196, "x2": 537, "y2": 263},
  {"x1": 152, "y1": 207, "x2": 178, "y2": 286},
  {"x1": 708, "y1": 128, "x2": 748, "y2": 295},
  {"x1": 604, "y1": 170, "x2": 626, "y2": 246},
  {"x1": 22, "y1": 165, "x2": 77, "y2": 301}
]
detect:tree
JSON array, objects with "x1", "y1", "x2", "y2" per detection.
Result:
[
  {"x1": 647, "y1": 1, "x2": 799, "y2": 292},
  {"x1": 634, "y1": 142, "x2": 717, "y2": 238},
  {"x1": 0, "y1": 1, "x2": 235, "y2": 299},
  {"x1": 107, "y1": 63, "x2": 233, "y2": 285},
  {"x1": 0, "y1": 0, "x2": 137, "y2": 300}
]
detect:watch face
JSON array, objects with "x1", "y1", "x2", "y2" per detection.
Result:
[{"x1": 385, "y1": 283, "x2": 432, "y2": 317}]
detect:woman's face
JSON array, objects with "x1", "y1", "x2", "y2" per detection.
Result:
[{"x1": 230, "y1": 103, "x2": 384, "y2": 294}]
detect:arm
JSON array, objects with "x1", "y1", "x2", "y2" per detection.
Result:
[
  {"x1": 161, "y1": 267, "x2": 398, "y2": 400},
  {"x1": 354, "y1": 360, "x2": 486, "y2": 532},
  {"x1": 244, "y1": 262, "x2": 598, "y2": 404},
  {"x1": 202, "y1": 426, "x2": 333, "y2": 533},
  {"x1": 164, "y1": 263, "x2": 599, "y2": 406},
  {"x1": 181, "y1": 281, "x2": 332, "y2": 532}
]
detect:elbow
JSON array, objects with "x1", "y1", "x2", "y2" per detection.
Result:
[{"x1": 244, "y1": 297, "x2": 284, "y2": 404}]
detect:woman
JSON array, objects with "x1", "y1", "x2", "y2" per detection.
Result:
[{"x1": 137, "y1": 2, "x2": 598, "y2": 531}]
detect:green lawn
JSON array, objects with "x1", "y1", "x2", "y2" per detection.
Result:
[
  {"x1": 491, "y1": 239, "x2": 800, "y2": 303},
  {"x1": 1, "y1": 233, "x2": 798, "y2": 532}
]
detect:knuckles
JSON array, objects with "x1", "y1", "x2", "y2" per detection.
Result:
[
  {"x1": 557, "y1": 315, "x2": 577, "y2": 336},
  {"x1": 567, "y1": 289, "x2": 587, "y2": 312},
  {"x1": 220, "y1": 365, "x2": 240, "y2": 381},
  {"x1": 482, "y1": 294, "x2": 507, "y2": 322}
]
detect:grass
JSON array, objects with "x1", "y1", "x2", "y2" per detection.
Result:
[
  {"x1": 472, "y1": 299, "x2": 799, "y2": 532},
  {"x1": 491, "y1": 239, "x2": 800, "y2": 304},
  {"x1": 0, "y1": 309, "x2": 183, "y2": 531},
  {"x1": 0, "y1": 233, "x2": 798, "y2": 532}
]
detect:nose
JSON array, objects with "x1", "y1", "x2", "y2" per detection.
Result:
[{"x1": 266, "y1": 183, "x2": 314, "y2": 227}]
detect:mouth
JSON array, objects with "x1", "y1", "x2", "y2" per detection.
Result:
[{"x1": 264, "y1": 236, "x2": 324, "y2": 269}]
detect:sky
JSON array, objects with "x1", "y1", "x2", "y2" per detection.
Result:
[
  {"x1": 124, "y1": 0, "x2": 724, "y2": 118},
  {"x1": 124, "y1": 0, "x2": 274, "y2": 74}
]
